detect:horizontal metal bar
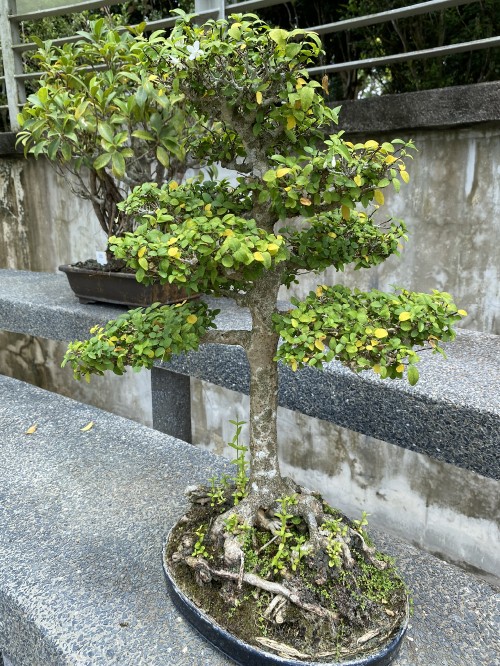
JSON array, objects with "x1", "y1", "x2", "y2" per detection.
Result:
[
  {"x1": 12, "y1": 35, "x2": 81, "y2": 54},
  {"x1": 224, "y1": 0, "x2": 287, "y2": 13},
  {"x1": 7, "y1": 8, "x2": 218, "y2": 54},
  {"x1": 9, "y1": 1, "x2": 220, "y2": 23},
  {"x1": 305, "y1": 0, "x2": 481, "y2": 35},
  {"x1": 9, "y1": 0, "x2": 118, "y2": 22},
  {"x1": 308, "y1": 36, "x2": 500, "y2": 75}
]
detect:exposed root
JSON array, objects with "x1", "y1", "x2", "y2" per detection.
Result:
[{"x1": 184, "y1": 556, "x2": 339, "y2": 623}]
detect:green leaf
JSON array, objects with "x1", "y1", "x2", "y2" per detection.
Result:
[
  {"x1": 407, "y1": 365, "x2": 419, "y2": 386},
  {"x1": 285, "y1": 43, "x2": 302, "y2": 59},
  {"x1": 263, "y1": 170, "x2": 277, "y2": 182},
  {"x1": 111, "y1": 152, "x2": 126, "y2": 178},
  {"x1": 93, "y1": 153, "x2": 112, "y2": 170},
  {"x1": 299, "y1": 86, "x2": 315, "y2": 111},
  {"x1": 98, "y1": 122, "x2": 115, "y2": 144},
  {"x1": 131, "y1": 129, "x2": 154, "y2": 141},
  {"x1": 269, "y1": 28, "x2": 289, "y2": 48},
  {"x1": 156, "y1": 146, "x2": 170, "y2": 167}
]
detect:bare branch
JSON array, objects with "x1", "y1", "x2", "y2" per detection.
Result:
[{"x1": 201, "y1": 329, "x2": 251, "y2": 347}]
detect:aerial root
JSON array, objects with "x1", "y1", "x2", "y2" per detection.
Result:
[{"x1": 184, "y1": 555, "x2": 339, "y2": 624}]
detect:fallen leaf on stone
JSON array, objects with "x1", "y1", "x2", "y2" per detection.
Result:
[
  {"x1": 80, "y1": 421, "x2": 94, "y2": 432},
  {"x1": 385, "y1": 609, "x2": 395, "y2": 616},
  {"x1": 25, "y1": 424, "x2": 37, "y2": 434}
]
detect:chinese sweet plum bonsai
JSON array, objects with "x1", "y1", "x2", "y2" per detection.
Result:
[{"x1": 62, "y1": 12, "x2": 466, "y2": 663}]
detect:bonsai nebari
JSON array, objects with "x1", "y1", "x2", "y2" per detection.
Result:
[
  {"x1": 63, "y1": 12, "x2": 466, "y2": 660},
  {"x1": 16, "y1": 17, "x2": 196, "y2": 247}
]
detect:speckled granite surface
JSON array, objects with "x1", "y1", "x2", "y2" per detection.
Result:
[
  {"x1": 0, "y1": 269, "x2": 498, "y2": 479},
  {"x1": 0, "y1": 376, "x2": 498, "y2": 666}
]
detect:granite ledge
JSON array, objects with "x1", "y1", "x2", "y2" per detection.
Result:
[
  {"x1": 0, "y1": 268, "x2": 498, "y2": 479},
  {"x1": 0, "y1": 375, "x2": 498, "y2": 666}
]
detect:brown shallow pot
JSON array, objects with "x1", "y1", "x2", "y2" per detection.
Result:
[{"x1": 59, "y1": 264, "x2": 198, "y2": 307}]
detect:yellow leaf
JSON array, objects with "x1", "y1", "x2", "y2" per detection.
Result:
[
  {"x1": 374, "y1": 328, "x2": 388, "y2": 339},
  {"x1": 168, "y1": 246, "x2": 180, "y2": 257},
  {"x1": 385, "y1": 155, "x2": 397, "y2": 165},
  {"x1": 137, "y1": 246, "x2": 146, "y2": 258},
  {"x1": 167, "y1": 237, "x2": 178, "y2": 245},
  {"x1": 396, "y1": 364, "x2": 405, "y2": 373},
  {"x1": 364, "y1": 140, "x2": 379, "y2": 150},
  {"x1": 256, "y1": 91, "x2": 263, "y2": 105},
  {"x1": 300, "y1": 197, "x2": 312, "y2": 206},
  {"x1": 80, "y1": 421, "x2": 94, "y2": 432},
  {"x1": 253, "y1": 251, "x2": 264, "y2": 262},
  {"x1": 296, "y1": 77, "x2": 307, "y2": 90},
  {"x1": 328, "y1": 232, "x2": 337, "y2": 238},
  {"x1": 222, "y1": 229, "x2": 234, "y2": 236},
  {"x1": 25, "y1": 424, "x2": 37, "y2": 435},
  {"x1": 400, "y1": 170, "x2": 410, "y2": 184},
  {"x1": 354, "y1": 175, "x2": 362, "y2": 187},
  {"x1": 341, "y1": 205, "x2": 350, "y2": 220},
  {"x1": 315, "y1": 286, "x2": 323, "y2": 297},
  {"x1": 204, "y1": 203, "x2": 212, "y2": 212},
  {"x1": 315, "y1": 339, "x2": 325, "y2": 351},
  {"x1": 374, "y1": 190, "x2": 385, "y2": 206},
  {"x1": 187, "y1": 314, "x2": 198, "y2": 324},
  {"x1": 286, "y1": 115, "x2": 296, "y2": 130},
  {"x1": 169, "y1": 181, "x2": 179, "y2": 190},
  {"x1": 373, "y1": 365, "x2": 381, "y2": 374},
  {"x1": 291, "y1": 359, "x2": 298, "y2": 372},
  {"x1": 458, "y1": 309, "x2": 468, "y2": 316},
  {"x1": 267, "y1": 243, "x2": 279, "y2": 255},
  {"x1": 276, "y1": 167, "x2": 291, "y2": 178},
  {"x1": 399, "y1": 312, "x2": 411, "y2": 321}
]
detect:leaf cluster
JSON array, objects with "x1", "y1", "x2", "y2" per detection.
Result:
[
  {"x1": 274, "y1": 286, "x2": 467, "y2": 381},
  {"x1": 62, "y1": 300, "x2": 218, "y2": 380}
]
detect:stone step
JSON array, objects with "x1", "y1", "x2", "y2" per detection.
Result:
[{"x1": 0, "y1": 376, "x2": 497, "y2": 666}]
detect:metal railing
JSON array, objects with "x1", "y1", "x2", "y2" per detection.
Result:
[{"x1": 0, "y1": 0, "x2": 498, "y2": 130}]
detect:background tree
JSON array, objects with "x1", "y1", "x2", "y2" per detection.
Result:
[
  {"x1": 63, "y1": 12, "x2": 466, "y2": 569},
  {"x1": 17, "y1": 18, "x2": 199, "y2": 242}
]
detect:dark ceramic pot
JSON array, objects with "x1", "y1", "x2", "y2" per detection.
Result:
[
  {"x1": 162, "y1": 533, "x2": 408, "y2": 666},
  {"x1": 59, "y1": 264, "x2": 197, "y2": 307}
]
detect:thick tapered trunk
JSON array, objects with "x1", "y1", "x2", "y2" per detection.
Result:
[{"x1": 246, "y1": 272, "x2": 284, "y2": 500}]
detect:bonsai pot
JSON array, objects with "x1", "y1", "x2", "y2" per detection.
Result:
[
  {"x1": 59, "y1": 263, "x2": 197, "y2": 307},
  {"x1": 162, "y1": 530, "x2": 409, "y2": 666}
]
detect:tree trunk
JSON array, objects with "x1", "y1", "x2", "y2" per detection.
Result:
[{"x1": 246, "y1": 272, "x2": 284, "y2": 500}]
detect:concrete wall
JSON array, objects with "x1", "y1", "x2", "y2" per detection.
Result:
[
  {"x1": 0, "y1": 154, "x2": 153, "y2": 424},
  {"x1": 0, "y1": 84, "x2": 498, "y2": 580}
]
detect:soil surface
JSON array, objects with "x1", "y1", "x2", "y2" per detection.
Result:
[
  {"x1": 165, "y1": 487, "x2": 408, "y2": 663},
  {"x1": 72, "y1": 258, "x2": 134, "y2": 273}
]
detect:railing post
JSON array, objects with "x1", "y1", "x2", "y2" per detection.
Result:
[
  {"x1": 0, "y1": 0, "x2": 26, "y2": 131},
  {"x1": 151, "y1": 367, "x2": 192, "y2": 443},
  {"x1": 194, "y1": 0, "x2": 225, "y2": 20}
]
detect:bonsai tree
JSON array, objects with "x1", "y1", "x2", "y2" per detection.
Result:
[
  {"x1": 16, "y1": 17, "x2": 197, "y2": 245},
  {"x1": 62, "y1": 12, "x2": 466, "y2": 660}
]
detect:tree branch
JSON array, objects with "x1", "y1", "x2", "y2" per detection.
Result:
[{"x1": 201, "y1": 329, "x2": 251, "y2": 348}]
